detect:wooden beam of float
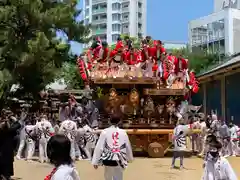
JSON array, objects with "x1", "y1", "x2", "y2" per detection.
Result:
[
  {"x1": 143, "y1": 89, "x2": 188, "y2": 96},
  {"x1": 94, "y1": 129, "x2": 201, "y2": 134},
  {"x1": 92, "y1": 77, "x2": 157, "y2": 85}
]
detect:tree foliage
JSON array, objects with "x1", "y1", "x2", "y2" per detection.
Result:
[
  {"x1": 171, "y1": 48, "x2": 226, "y2": 74},
  {"x1": 0, "y1": 0, "x2": 90, "y2": 101},
  {"x1": 56, "y1": 61, "x2": 84, "y2": 89}
]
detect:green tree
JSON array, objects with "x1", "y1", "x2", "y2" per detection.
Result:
[
  {"x1": 111, "y1": 34, "x2": 141, "y2": 49},
  {"x1": 0, "y1": 0, "x2": 90, "y2": 103},
  {"x1": 57, "y1": 61, "x2": 84, "y2": 89},
  {"x1": 171, "y1": 48, "x2": 225, "y2": 74}
]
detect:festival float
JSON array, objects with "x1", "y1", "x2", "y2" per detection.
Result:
[{"x1": 77, "y1": 36, "x2": 201, "y2": 157}]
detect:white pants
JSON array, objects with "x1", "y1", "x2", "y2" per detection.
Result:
[
  {"x1": 16, "y1": 138, "x2": 25, "y2": 158},
  {"x1": 25, "y1": 139, "x2": 35, "y2": 160},
  {"x1": 191, "y1": 134, "x2": 201, "y2": 153},
  {"x1": 229, "y1": 140, "x2": 238, "y2": 156},
  {"x1": 104, "y1": 166, "x2": 123, "y2": 180},
  {"x1": 220, "y1": 138, "x2": 230, "y2": 156},
  {"x1": 75, "y1": 142, "x2": 81, "y2": 158},
  {"x1": 39, "y1": 138, "x2": 48, "y2": 163},
  {"x1": 85, "y1": 141, "x2": 95, "y2": 160},
  {"x1": 70, "y1": 140, "x2": 76, "y2": 161}
]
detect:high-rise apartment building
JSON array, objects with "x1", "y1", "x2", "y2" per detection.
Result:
[
  {"x1": 83, "y1": 0, "x2": 147, "y2": 45},
  {"x1": 188, "y1": 0, "x2": 240, "y2": 55}
]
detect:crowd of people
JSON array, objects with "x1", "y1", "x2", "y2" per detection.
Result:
[
  {"x1": 172, "y1": 113, "x2": 239, "y2": 179},
  {"x1": 0, "y1": 101, "x2": 240, "y2": 180}
]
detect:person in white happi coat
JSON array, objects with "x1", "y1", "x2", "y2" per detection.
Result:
[
  {"x1": 92, "y1": 115, "x2": 133, "y2": 180},
  {"x1": 82, "y1": 121, "x2": 97, "y2": 160},
  {"x1": 198, "y1": 118, "x2": 207, "y2": 157},
  {"x1": 24, "y1": 121, "x2": 36, "y2": 161},
  {"x1": 16, "y1": 124, "x2": 27, "y2": 160},
  {"x1": 171, "y1": 118, "x2": 190, "y2": 169},
  {"x1": 191, "y1": 117, "x2": 201, "y2": 153},
  {"x1": 210, "y1": 114, "x2": 220, "y2": 139},
  {"x1": 219, "y1": 120, "x2": 231, "y2": 157},
  {"x1": 35, "y1": 117, "x2": 55, "y2": 163},
  {"x1": 202, "y1": 138, "x2": 237, "y2": 180},
  {"x1": 59, "y1": 119, "x2": 77, "y2": 161},
  {"x1": 229, "y1": 122, "x2": 240, "y2": 156},
  {"x1": 75, "y1": 124, "x2": 86, "y2": 160}
]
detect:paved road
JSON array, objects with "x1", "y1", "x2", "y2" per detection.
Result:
[{"x1": 13, "y1": 157, "x2": 240, "y2": 180}]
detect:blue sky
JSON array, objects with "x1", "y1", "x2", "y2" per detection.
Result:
[{"x1": 71, "y1": 0, "x2": 213, "y2": 54}]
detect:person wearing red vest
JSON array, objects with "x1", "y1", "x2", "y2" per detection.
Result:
[
  {"x1": 125, "y1": 48, "x2": 138, "y2": 65},
  {"x1": 124, "y1": 48, "x2": 140, "y2": 78},
  {"x1": 94, "y1": 41, "x2": 109, "y2": 78},
  {"x1": 164, "y1": 53, "x2": 176, "y2": 88},
  {"x1": 109, "y1": 38, "x2": 125, "y2": 78},
  {"x1": 150, "y1": 40, "x2": 166, "y2": 78},
  {"x1": 188, "y1": 70, "x2": 199, "y2": 93},
  {"x1": 140, "y1": 39, "x2": 149, "y2": 62}
]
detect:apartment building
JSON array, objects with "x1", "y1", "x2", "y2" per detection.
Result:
[
  {"x1": 83, "y1": 0, "x2": 147, "y2": 44},
  {"x1": 188, "y1": 0, "x2": 240, "y2": 55}
]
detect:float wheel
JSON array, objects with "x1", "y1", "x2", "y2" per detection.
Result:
[{"x1": 147, "y1": 142, "x2": 164, "y2": 158}]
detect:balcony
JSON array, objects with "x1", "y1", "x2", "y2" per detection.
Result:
[
  {"x1": 92, "y1": 18, "x2": 107, "y2": 24},
  {"x1": 122, "y1": 30, "x2": 129, "y2": 34},
  {"x1": 122, "y1": 18, "x2": 129, "y2": 23},
  {"x1": 92, "y1": 29, "x2": 107, "y2": 35},
  {"x1": 92, "y1": 8, "x2": 107, "y2": 15},
  {"x1": 92, "y1": 0, "x2": 107, "y2": 5},
  {"x1": 122, "y1": 7, "x2": 129, "y2": 13},
  {"x1": 112, "y1": 30, "x2": 121, "y2": 35}
]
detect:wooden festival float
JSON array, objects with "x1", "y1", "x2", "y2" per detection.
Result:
[{"x1": 76, "y1": 37, "x2": 200, "y2": 157}]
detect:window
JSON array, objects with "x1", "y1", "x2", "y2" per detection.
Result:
[
  {"x1": 100, "y1": 14, "x2": 107, "y2": 19},
  {"x1": 112, "y1": 34, "x2": 120, "y2": 42},
  {"x1": 112, "y1": 24, "x2": 121, "y2": 31},
  {"x1": 100, "y1": 4, "x2": 107, "y2": 9},
  {"x1": 138, "y1": 23, "x2": 142, "y2": 29},
  {"x1": 112, "y1": 3, "x2": 121, "y2": 10},
  {"x1": 85, "y1": 9, "x2": 89, "y2": 16},
  {"x1": 138, "y1": 2, "x2": 142, "y2": 8},
  {"x1": 122, "y1": 3, "x2": 129, "y2": 8},
  {"x1": 93, "y1": 16, "x2": 99, "y2": 20},
  {"x1": 112, "y1": 13, "x2": 121, "y2": 21},
  {"x1": 138, "y1": 13, "x2": 142, "y2": 19},
  {"x1": 85, "y1": 0, "x2": 89, "y2": 6}
]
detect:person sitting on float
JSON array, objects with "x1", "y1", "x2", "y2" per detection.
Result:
[
  {"x1": 95, "y1": 41, "x2": 109, "y2": 65},
  {"x1": 109, "y1": 37, "x2": 125, "y2": 64},
  {"x1": 125, "y1": 47, "x2": 139, "y2": 65}
]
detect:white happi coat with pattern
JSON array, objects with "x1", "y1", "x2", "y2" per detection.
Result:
[
  {"x1": 59, "y1": 119, "x2": 78, "y2": 160},
  {"x1": 35, "y1": 119, "x2": 54, "y2": 162},
  {"x1": 173, "y1": 124, "x2": 189, "y2": 151},
  {"x1": 202, "y1": 156, "x2": 238, "y2": 180},
  {"x1": 59, "y1": 119, "x2": 78, "y2": 142},
  {"x1": 92, "y1": 125, "x2": 133, "y2": 169}
]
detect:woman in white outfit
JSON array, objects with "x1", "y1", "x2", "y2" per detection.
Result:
[{"x1": 45, "y1": 134, "x2": 80, "y2": 180}]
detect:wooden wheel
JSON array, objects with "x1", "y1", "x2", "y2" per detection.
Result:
[{"x1": 147, "y1": 142, "x2": 164, "y2": 158}]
